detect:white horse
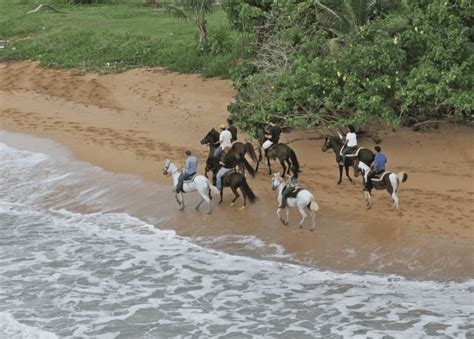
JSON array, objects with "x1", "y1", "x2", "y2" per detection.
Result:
[
  {"x1": 163, "y1": 160, "x2": 219, "y2": 214},
  {"x1": 271, "y1": 174, "x2": 320, "y2": 231}
]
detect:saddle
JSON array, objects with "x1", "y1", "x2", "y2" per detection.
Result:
[
  {"x1": 339, "y1": 146, "x2": 364, "y2": 157},
  {"x1": 183, "y1": 173, "x2": 197, "y2": 183},
  {"x1": 286, "y1": 188, "x2": 302, "y2": 199},
  {"x1": 222, "y1": 168, "x2": 236, "y2": 178},
  {"x1": 370, "y1": 172, "x2": 389, "y2": 182}
]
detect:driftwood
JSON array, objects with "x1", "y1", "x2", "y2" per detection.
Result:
[{"x1": 27, "y1": 4, "x2": 61, "y2": 14}]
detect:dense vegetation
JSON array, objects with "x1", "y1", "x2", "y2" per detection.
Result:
[
  {"x1": 224, "y1": 0, "x2": 473, "y2": 128},
  {"x1": 1, "y1": 0, "x2": 472, "y2": 128}
]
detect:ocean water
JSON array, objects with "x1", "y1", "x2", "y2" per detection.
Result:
[{"x1": 1, "y1": 131, "x2": 473, "y2": 338}]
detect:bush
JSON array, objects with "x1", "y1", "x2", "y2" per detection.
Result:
[{"x1": 229, "y1": 0, "x2": 473, "y2": 128}]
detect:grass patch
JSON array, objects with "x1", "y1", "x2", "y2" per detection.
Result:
[{"x1": 0, "y1": 1, "x2": 241, "y2": 77}]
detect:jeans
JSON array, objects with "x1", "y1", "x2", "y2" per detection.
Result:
[
  {"x1": 280, "y1": 185, "x2": 295, "y2": 208},
  {"x1": 216, "y1": 168, "x2": 231, "y2": 190},
  {"x1": 340, "y1": 146, "x2": 356, "y2": 165},
  {"x1": 213, "y1": 147, "x2": 223, "y2": 158}
]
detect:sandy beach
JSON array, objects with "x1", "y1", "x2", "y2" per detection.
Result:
[{"x1": 1, "y1": 61, "x2": 473, "y2": 279}]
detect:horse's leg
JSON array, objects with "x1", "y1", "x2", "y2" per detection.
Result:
[
  {"x1": 345, "y1": 164, "x2": 353, "y2": 183},
  {"x1": 267, "y1": 155, "x2": 272, "y2": 175},
  {"x1": 286, "y1": 208, "x2": 290, "y2": 225},
  {"x1": 218, "y1": 187, "x2": 224, "y2": 204},
  {"x1": 338, "y1": 165, "x2": 343, "y2": 184},
  {"x1": 280, "y1": 159, "x2": 286, "y2": 178},
  {"x1": 309, "y1": 207, "x2": 316, "y2": 231},
  {"x1": 178, "y1": 193, "x2": 185, "y2": 210},
  {"x1": 195, "y1": 198, "x2": 204, "y2": 210},
  {"x1": 256, "y1": 147, "x2": 262, "y2": 173},
  {"x1": 297, "y1": 206, "x2": 307, "y2": 229},
  {"x1": 277, "y1": 208, "x2": 288, "y2": 226},
  {"x1": 286, "y1": 159, "x2": 292, "y2": 176},
  {"x1": 240, "y1": 186, "x2": 247, "y2": 209},
  {"x1": 230, "y1": 186, "x2": 240, "y2": 206},
  {"x1": 364, "y1": 190, "x2": 372, "y2": 209}
]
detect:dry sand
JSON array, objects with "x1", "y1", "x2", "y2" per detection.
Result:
[{"x1": 1, "y1": 61, "x2": 473, "y2": 279}]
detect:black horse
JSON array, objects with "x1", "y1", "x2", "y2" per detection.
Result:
[
  {"x1": 200, "y1": 128, "x2": 257, "y2": 177},
  {"x1": 321, "y1": 136, "x2": 374, "y2": 184},
  {"x1": 206, "y1": 157, "x2": 257, "y2": 207},
  {"x1": 254, "y1": 126, "x2": 300, "y2": 177}
]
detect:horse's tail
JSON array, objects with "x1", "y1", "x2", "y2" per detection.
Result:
[
  {"x1": 207, "y1": 179, "x2": 220, "y2": 196},
  {"x1": 244, "y1": 142, "x2": 258, "y2": 162},
  {"x1": 309, "y1": 195, "x2": 320, "y2": 212},
  {"x1": 289, "y1": 148, "x2": 300, "y2": 173},
  {"x1": 397, "y1": 172, "x2": 408, "y2": 186},
  {"x1": 241, "y1": 177, "x2": 257, "y2": 204},
  {"x1": 242, "y1": 156, "x2": 256, "y2": 178}
]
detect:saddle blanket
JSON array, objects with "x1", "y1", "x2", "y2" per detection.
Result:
[
  {"x1": 183, "y1": 174, "x2": 197, "y2": 183},
  {"x1": 286, "y1": 188, "x2": 303, "y2": 199},
  {"x1": 370, "y1": 172, "x2": 390, "y2": 182},
  {"x1": 339, "y1": 146, "x2": 365, "y2": 157}
]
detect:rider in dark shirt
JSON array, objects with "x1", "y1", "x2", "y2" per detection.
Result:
[
  {"x1": 227, "y1": 118, "x2": 238, "y2": 143},
  {"x1": 262, "y1": 118, "x2": 281, "y2": 153}
]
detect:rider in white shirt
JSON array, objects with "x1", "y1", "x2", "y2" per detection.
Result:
[
  {"x1": 213, "y1": 124, "x2": 232, "y2": 158},
  {"x1": 340, "y1": 125, "x2": 357, "y2": 165}
]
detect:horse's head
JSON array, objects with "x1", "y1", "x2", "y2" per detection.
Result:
[
  {"x1": 271, "y1": 173, "x2": 283, "y2": 191},
  {"x1": 163, "y1": 159, "x2": 175, "y2": 176},
  {"x1": 321, "y1": 136, "x2": 331, "y2": 152},
  {"x1": 321, "y1": 136, "x2": 342, "y2": 153},
  {"x1": 200, "y1": 128, "x2": 219, "y2": 145}
]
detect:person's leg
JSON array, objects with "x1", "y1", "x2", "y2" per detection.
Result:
[
  {"x1": 176, "y1": 173, "x2": 184, "y2": 193},
  {"x1": 213, "y1": 146, "x2": 223, "y2": 158},
  {"x1": 216, "y1": 168, "x2": 225, "y2": 190},
  {"x1": 262, "y1": 140, "x2": 273, "y2": 155},
  {"x1": 365, "y1": 171, "x2": 375, "y2": 191},
  {"x1": 280, "y1": 186, "x2": 291, "y2": 208},
  {"x1": 340, "y1": 146, "x2": 348, "y2": 165}
]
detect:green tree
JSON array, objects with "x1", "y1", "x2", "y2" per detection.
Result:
[{"x1": 168, "y1": 0, "x2": 214, "y2": 46}]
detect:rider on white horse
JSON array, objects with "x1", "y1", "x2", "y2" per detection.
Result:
[
  {"x1": 175, "y1": 150, "x2": 198, "y2": 193},
  {"x1": 280, "y1": 167, "x2": 300, "y2": 209}
]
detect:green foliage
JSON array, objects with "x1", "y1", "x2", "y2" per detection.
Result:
[
  {"x1": 0, "y1": 2, "x2": 239, "y2": 77},
  {"x1": 229, "y1": 0, "x2": 473, "y2": 128}
]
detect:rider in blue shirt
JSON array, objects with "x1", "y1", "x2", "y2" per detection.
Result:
[
  {"x1": 365, "y1": 145, "x2": 387, "y2": 191},
  {"x1": 176, "y1": 150, "x2": 198, "y2": 193}
]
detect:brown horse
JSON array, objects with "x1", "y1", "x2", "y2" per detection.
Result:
[
  {"x1": 200, "y1": 128, "x2": 257, "y2": 177},
  {"x1": 254, "y1": 126, "x2": 300, "y2": 177}
]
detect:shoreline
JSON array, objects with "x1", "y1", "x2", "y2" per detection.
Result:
[{"x1": 1, "y1": 61, "x2": 473, "y2": 280}]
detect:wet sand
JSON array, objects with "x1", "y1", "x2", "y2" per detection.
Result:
[{"x1": 1, "y1": 61, "x2": 473, "y2": 279}]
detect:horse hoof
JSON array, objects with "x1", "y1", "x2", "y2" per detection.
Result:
[
  {"x1": 230, "y1": 203, "x2": 234, "y2": 207},
  {"x1": 299, "y1": 225, "x2": 303, "y2": 229},
  {"x1": 337, "y1": 181, "x2": 341, "y2": 185},
  {"x1": 240, "y1": 206, "x2": 245, "y2": 210},
  {"x1": 218, "y1": 201, "x2": 223, "y2": 205}
]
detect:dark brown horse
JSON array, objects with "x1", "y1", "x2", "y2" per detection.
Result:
[
  {"x1": 254, "y1": 126, "x2": 300, "y2": 177},
  {"x1": 200, "y1": 128, "x2": 257, "y2": 177},
  {"x1": 206, "y1": 157, "x2": 257, "y2": 207},
  {"x1": 321, "y1": 136, "x2": 375, "y2": 184}
]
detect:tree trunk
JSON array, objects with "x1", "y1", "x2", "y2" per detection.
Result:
[
  {"x1": 147, "y1": 0, "x2": 156, "y2": 8},
  {"x1": 197, "y1": 13, "x2": 207, "y2": 46}
]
